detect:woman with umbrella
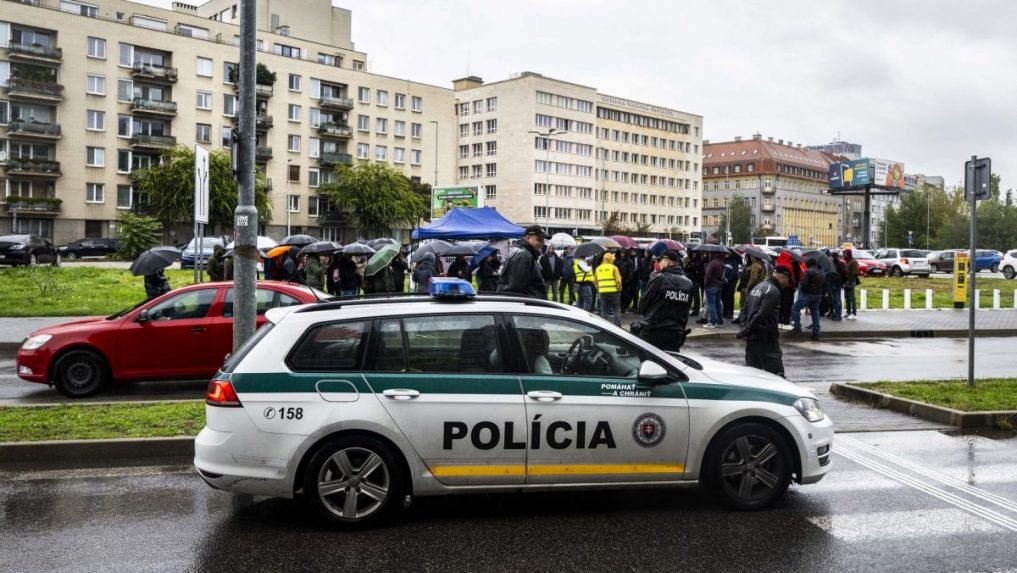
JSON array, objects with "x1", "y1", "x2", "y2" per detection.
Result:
[
  {"x1": 338, "y1": 254, "x2": 360, "y2": 296},
  {"x1": 130, "y1": 246, "x2": 180, "y2": 300}
]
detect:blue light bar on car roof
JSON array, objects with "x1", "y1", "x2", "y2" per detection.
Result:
[{"x1": 429, "y1": 278, "x2": 476, "y2": 299}]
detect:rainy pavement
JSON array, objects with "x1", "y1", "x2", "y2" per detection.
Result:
[{"x1": 1, "y1": 428, "x2": 1015, "y2": 572}]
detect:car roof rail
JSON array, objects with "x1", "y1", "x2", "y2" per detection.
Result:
[{"x1": 294, "y1": 292, "x2": 567, "y2": 313}]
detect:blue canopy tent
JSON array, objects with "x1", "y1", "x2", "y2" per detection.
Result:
[{"x1": 411, "y1": 207, "x2": 525, "y2": 240}]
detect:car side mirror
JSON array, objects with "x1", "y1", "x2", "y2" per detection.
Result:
[
  {"x1": 638, "y1": 360, "x2": 669, "y2": 384},
  {"x1": 137, "y1": 309, "x2": 151, "y2": 322}
]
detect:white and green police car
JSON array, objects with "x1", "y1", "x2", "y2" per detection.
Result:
[{"x1": 195, "y1": 278, "x2": 832, "y2": 527}]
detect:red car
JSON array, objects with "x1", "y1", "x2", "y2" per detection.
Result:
[
  {"x1": 833, "y1": 249, "x2": 887, "y2": 277},
  {"x1": 16, "y1": 281, "x2": 326, "y2": 398}
]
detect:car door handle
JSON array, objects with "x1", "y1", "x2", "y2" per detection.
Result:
[
  {"x1": 191, "y1": 326, "x2": 207, "y2": 333},
  {"x1": 383, "y1": 389, "x2": 420, "y2": 400},
  {"x1": 527, "y1": 390, "x2": 563, "y2": 402}
]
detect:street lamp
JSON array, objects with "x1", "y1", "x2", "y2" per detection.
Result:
[
  {"x1": 528, "y1": 127, "x2": 566, "y2": 235},
  {"x1": 429, "y1": 120, "x2": 439, "y2": 189}
]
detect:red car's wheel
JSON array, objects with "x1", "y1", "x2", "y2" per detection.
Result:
[{"x1": 53, "y1": 349, "x2": 109, "y2": 398}]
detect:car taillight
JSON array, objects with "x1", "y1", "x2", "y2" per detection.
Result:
[{"x1": 206, "y1": 379, "x2": 242, "y2": 407}]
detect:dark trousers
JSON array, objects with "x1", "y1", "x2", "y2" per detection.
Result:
[
  {"x1": 722, "y1": 281, "x2": 736, "y2": 319},
  {"x1": 779, "y1": 286, "x2": 794, "y2": 325},
  {"x1": 690, "y1": 280, "x2": 702, "y2": 314},
  {"x1": 559, "y1": 277, "x2": 576, "y2": 305},
  {"x1": 640, "y1": 328, "x2": 683, "y2": 352},
  {"x1": 844, "y1": 283, "x2": 857, "y2": 316},
  {"x1": 745, "y1": 337, "x2": 784, "y2": 377},
  {"x1": 621, "y1": 282, "x2": 637, "y2": 311}
]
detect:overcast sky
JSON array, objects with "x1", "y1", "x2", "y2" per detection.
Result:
[{"x1": 143, "y1": 0, "x2": 1017, "y2": 191}]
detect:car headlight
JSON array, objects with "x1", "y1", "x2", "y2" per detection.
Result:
[
  {"x1": 793, "y1": 397, "x2": 825, "y2": 423},
  {"x1": 10, "y1": 244, "x2": 26, "y2": 250},
  {"x1": 21, "y1": 334, "x2": 53, "y2": 350}
]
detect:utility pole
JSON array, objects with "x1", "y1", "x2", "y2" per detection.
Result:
[
  {"x1": 232, "y1": 0, "x2": 258, "y2": 350},
  {"x1": 430, "y1": 120, "x2": 439, "y2": 189}
]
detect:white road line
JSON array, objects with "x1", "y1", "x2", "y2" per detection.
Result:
[{"x1": 807, "y1": 508, "x2": 1002, "y2": 543}]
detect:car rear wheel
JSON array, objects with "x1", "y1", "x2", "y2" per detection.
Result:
[
  {"x1": 303, "y1": 435, "x2": 405, "y2": 528},
  {"x1": 53, "y1": 350, "x2": 108, "y2": 398},
  {"x1": 704, "y1": 422, "x2": 792, "y2": 510},
  {"x1": 991, "y1": 263, "x2": 999, "y2": 273},
  {"x1": 890, "y1": 266, "x2": 904, "y2": 277},
  {"x1": 66, "y1": 251, "x2": 79, "y2": 260},
  {"x1": 930, "y1": 263, "x2": 939, "y2": 272},
  {"x1": 1004, "y1": 266, "x2": 1016, "y2": 280}
]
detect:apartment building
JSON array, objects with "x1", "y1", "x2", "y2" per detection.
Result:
[
  {"x1": 453, "y1": 73, "x2": 702, "y2": 240},
  {"x1": 702, "y1": 134, "x2": 840, "y2": 248},
  {"x1": 1, "y1": 0, "x2": 456, "y2": 244}
]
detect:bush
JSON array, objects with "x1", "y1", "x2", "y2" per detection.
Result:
[{"x1": 116, "y1": 212, "x2": 162, "y2": 259}]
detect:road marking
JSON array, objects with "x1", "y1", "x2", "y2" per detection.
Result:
[
  {"x1": 807, "y1": 508, "x2": 1002, "y2": 543},
  {"x1": 0, "y1": 464, "x2": 194, "y2": 482}
]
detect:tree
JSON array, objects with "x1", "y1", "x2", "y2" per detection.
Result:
[
  {"x1": 319, "y1": 162, "x2": 427, "y2": 237},
  {"x1": 130, "y1": 146, "x2": 273, "y2": 233},
  {"x1": 115, "y1": 212, "x2": 161, "y2": 259},
  {"x1": 407, "y1": 178, "x2": 433, "y2": 222},
  {"x1": 601, "y1": 211, "x2": 629, "y2": 235},
  {"x1": 716, "y1": 195, "x2": 753, "y2": 245}
]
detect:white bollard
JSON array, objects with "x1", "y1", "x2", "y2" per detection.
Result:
[
  {"x1": 882, "y1": 289, "x2": 890, "y2": 310},
  {"x1": 1014, "y1": 290, "x2": 1017, "y2": 309},
  {"x1": 861, "y1": 289, "x2": 868, "y2": 310},
  {"x1": 975, "y1": 289, "x2": 980, "y2": 309},
  {"x1": 993, "y1": 289, "x2": 1000, "y2": 309},
  {"x1": 904, "y1": 289, "x2": 911, "y2": 310},
  {"x1": 926, "y1": 289, "x2": 933, "y2": 310}
]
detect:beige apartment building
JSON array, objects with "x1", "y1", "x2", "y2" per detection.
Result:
[
  {"x1": 1, "y1": 0, "x2": 457, "y2": 244},
  {"x1": 453, "y1": 73, "x2": 702, "y2": 240}
]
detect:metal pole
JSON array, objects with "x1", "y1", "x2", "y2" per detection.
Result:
[
  {"x1": 545, "y1": 137, "x2": 550, "y2": 235},
  {"x1": 192, "y1": 221, "x2": 199, "y2": 283},
  {"x1": 286, "y1": 159, "x2": 292, "y2": 236},
  {"x1": 926, "y1": 185, "x2": 930, "y2": 250},
  {"x1": 431, "y1": 120, "x2": 438, "y2": 188},
  {"x1": 862, "y1": 187, "x2": 871, "y2": 249},
  {"x1": 232, "y1": 0, "x2": 259, "y2": 350},
  {"x1": 968, "y1": 156, "x2": 977, "y2": 388}
]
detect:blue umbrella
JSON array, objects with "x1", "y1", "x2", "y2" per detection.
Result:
[{"x1": 470, "y1": 245, "x2": 497, "y2": 270}]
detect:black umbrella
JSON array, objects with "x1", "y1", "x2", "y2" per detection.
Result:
[
  {"x1": 342, "y1": 243, "x2": 376, "y2": 255},
  {"x1": 280, "y1": 234, "x2": 318, "y2": 247},
  {"x1": 804, "y1": 250, "x2": 835, "y2": 273},
  {"x1": 691, "y1": 243, "x2": 729, "y2": 254},
  {"x1": 298, "y1": 241, "x2": 342, "y2": 257},
  {"x1": 438, "y1": 243, "x2": 480, "y2": 257},
  {"x1": 573, "y1": 241, "x2": 606, "y2": 258},
  {"x1": 411, "y1": 240, "x2": 453, "y2": 263},
  {"x1": 741, "y1": 245, "x2": 774, "y2": 263},
  {"x1": 129, "y1": 246, "x2": 181, "y2": 276}
]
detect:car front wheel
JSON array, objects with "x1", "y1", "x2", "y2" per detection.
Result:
[
  {"x1": 303, "y1": 435, "x2": 405, "y2": 528},
  {"x1": 1004, "y1": 266, "x2": 1016, "y2": 280},
  {"x1": 704, "y1": 422, "x2": 793, "y2": 510},
  {"x1": 890, "y1": 266, "x2": 904, "y2": 277},
  {"x1": 930, "y1": 264, "x2": 939, "y2": 272},
  {"x1": 53, "y1": 349, "x2": 108, "y2": 398}
]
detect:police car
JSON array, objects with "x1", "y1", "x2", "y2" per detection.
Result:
[{"x1": 195, "y1": 279, "x2": 832, "y2": 527}]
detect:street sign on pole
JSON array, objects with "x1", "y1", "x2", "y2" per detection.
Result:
[
  {"x1": 194, "y1": 145, "x2": 210, "y2": 225},
  {"x1": 965, "y1": 157, "x2": 991, "y2": 201},
  {"x1": 963, "y1": 156, "x2": 990, "y2": 388}
]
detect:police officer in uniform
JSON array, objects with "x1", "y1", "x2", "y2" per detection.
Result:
[
  {"x1": 737, "y1": 266, "x2": 792, "y2": 377},
  {"x1": 636, "y1": 250, "x2": 693, "y2": 352}
]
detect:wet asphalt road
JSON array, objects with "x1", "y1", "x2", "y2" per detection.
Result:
[{"x1": 1, "y1": 429, "x2": 1015, "y2": 572}]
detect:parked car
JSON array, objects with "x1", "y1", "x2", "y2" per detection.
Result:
[
  {"x1": 181, "y1": 236, "x2": 226, "y2": 269},
  {"x1": 834, "y1": 249, "x2": 885, "y2": 277},
  {"x1": 876, "y1": 248, "x2": 931, "y2": 278},
  {"x1": 927, "y1": 250, "x2": 956, "y2": 273},
  {"x1": 974, "y1": 249, "x2": 1001, "y2": 273},
  {"x1": 0, "y1": 234, "x2": 61, "y2": 267},
  {"x1": 15, "y1": 281, "x2": 328, "y2": 397},
  {"x1": 58, "y1": 237, "x2": 120, "y2": 259},
  {"x1": 1000, "y1": 250, "x2": 1017, "y2": 280}
]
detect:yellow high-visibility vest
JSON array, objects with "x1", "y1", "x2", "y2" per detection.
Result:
[
  {"x1": 595, "y1": 264, "x2": 619, "y2": 293},
  {"x1": 574, "y1": 260, "x2": 593, "y2": 283}
]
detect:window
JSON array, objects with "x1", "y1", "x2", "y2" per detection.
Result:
[
  {"x1": 287, "y1": 321, "x2": 368, "y2": 372},
  {"x1": 196, "y1": 91, "x2": 212, "y2": 110},
  {"x1": 223, "y1": 62, "x2": 237, "y2": 85},
  {"x1": 459, "y1": 124, "x2": 469, "y2": 137},
  {"x1": 86, "y1": 110, "x2": 104, "y2": 131},
  {"x1": 288, "y1": 135, "x2": 301, "y2": 152},
  {"x1": 411, "y1": 149, "x2": 421, "y2": 165},
  {"x1": 358, "y1": 86, "x2": 370, "y2": 103},
  {"x1": 117, "y1": 150, "x2": 132, "y2": 173},
  {"x1": 317, "y1": 53, "x2": 338, "y2": 66},
  {"x1": 223, "y1": 94, "x2": 237, "y2": 117},
  {"x1": 147, "y1": 289, "x2": 216, "y2": 321},
  {"x1": 221, "y1": 128, "x2": 233, "y2": 148},
  {"x1": 117, "y1": 80, "x2": 133, "y2": 102},
  {"x1": 486, "y1": 163, "x2": 496, "y2": 177},
  {"x1": 486, "y1": 185, "x2": 496, "y2": 200},
  {"x1": 356, "y1": 143, "x2": 369, "y2": 159},
  {"x1": 86, "y1": 183, "x2": 104, "y2": 203},
  {"x1": 411, "y1": 123, "x2": 422, "y2": 138},
  {"x1": 288, "y1": 74, "x2": 301, "y2": 92},
  {"x1": 357, "y1": 114, "x2": 369, "y2": 132},
  {"x1": 86, "y1": 74, "x2": 105, "y2": 96},
  {"x1": 132, "y1": 15, "x2": 167, "y2": 31},
  {"x1": 86, "y1": 147, "x2": 104, "y2": 167},
  {"x1": 309, "y1": 168, "x2": 320, "y2": 188},
  {"x1": 118, "y1": 43, "x2": 133, "y2": 67},
  {"x1": 411, "y1": 96, "x2": 422, "y2": 112},
  {"x1": 308, "y1": 137, "x2": 320, "y2": 158},
  {"x1": 458, "y1": 166, "x2": 469, "y2": 180},
  {"x1": 486, "y1": 119, "x2": 497, "y2": 134},
  {"x1": 117, "y1": 185, "x2": 132, "y2": 209},
  {"x1": 486, "y1": 97, "x2": 497, "y2": 111},
  {"x1": 274, "y1": 44, "x2": 301, "y2": 59},
  {"x1": 394, "y1": 93, "x2": 406, "y2": 109},
  {"x1": 196, "y1": 124, "x2": 211, "y2": 143},
  {"x1": 375, "y1": 145, "x2": 387, "y2": 161},
  {"x1": 288, "y1": 164, "x2": 300, "y2": 182},
  {"x1": 392, "y1": 315, "x2": 502, "y2": 373},
  {"x1": 309, "y1": 108, "x2": 321, "y2": 128},
  {"x1": 196, "y1": 57, "x2": 213, "y2": 77},
  {"x1": 87, "y1": 37, "x2": 106, "y2": 59},
  {"x1": 288, "y1": 104, "x2": 301, "y2": 122},
  {"x1": 287, "y1": 194, "x2": 300, "y2": 212},
  {"x1": 392, "y1": 147, "x2": 405, "y2": 164},
  {"x1": 376, "y1": 117, "x2": 387, "y2": 134},
  {"x1": 352, "y1": 60, "x2": 364, "y2": 71},
  {"x1": 222, "y1": 288, "x2": 303, "y2": 318},
  {"x1": 62, "y1": 0, "x2": 98, "y2": 17},
  {"x1": 394, "y1": 120, "x2": 406, "y2": 137},
  {"x1": 308, "y1": 196, "x2": 320, "y2": 217},
  {"x1": 472, "y1": 143, "x2": 482, "y2": 157},
  {"x1": 377, "y1": 90, "x2": 388, "y2": 106}
]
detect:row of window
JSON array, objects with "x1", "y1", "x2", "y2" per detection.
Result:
[
  {"x1": 456, "y1": 97, "x2": 498, "y2": 116},
  {"x1": 707, "y1": 163, "x2": 756, "y2": 175},
  {"x1": 597, "y1": 127, "x2": 698, "y2": 154},
  {"x1": 602, "y1": 170, "x2": 695, "y2": 190},
  {"x1": 601, "y1": 190, "x2": 698, "y2": 210},
  {"x1": 531, "y1": 184, "x2": 595, "y2": 200},
  {"x1": 536, "y1": 91, "x2": 594, "y2": 113},
  {"x1": 598, "y1": 148, "x2": 695, "y2": 171},
  {"x1": 535, "y1": 160, "x2": 594, "y2": 178},
  {"x1": 458, "y1": 142, "x2": 498, "y2": 158},
  {"x1": 535, "y1": 137, "x2": 593, "y2": 157},
  {"x1": 534, "y1": 114, "x2": 594, "y2": 134},
  {"x1": 458, "y1": 120, "x2": 498, "y2": 137},
  {"x1": 457, "y1": 163, "x2": 498, "y2": 179},
  {"x1": 596, "y1": 107, "x2": 694, "y2": 136}
]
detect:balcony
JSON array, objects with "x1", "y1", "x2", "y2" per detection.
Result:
[
  {"x1": 5, "y1": 158, "x2": 61, "y2": 177},
  {"x1": 130, "y1": 134, "x2": 177, "y2": 149},
  {"x1": 318, "y1": 122, "x2": 353, "y2": 139},
  {"x1": 5, "y1": 79, "x2": 64, "y2": 102},
  {"x1": 319, "y1": 95, "x2": 354, "y2": 111},
  {"x1": 131, "y1": 98, "x2": 178, "y2": 117},
  {"x1": 761, "y1": 202, "x2": 775, "y2": 212},
  {"x1": 761, "y1": 184, "x2": 775, "y2": 195},
  {"x1": 255, "y1": 84, "x2": 274, "y2": 99},
  {"x1": 131, "y1": 62, "x2": 178, "y2": 84},
  {"x1": 319, "y1": 152, "x2": 352, "y2": 167},
  {"x1": 3, "y1": 196, "x2": 62, "y2": 215},
  {"x1": 7, "y1": 42, "x2": 63, "y2": 65},
  {"x1": 6, "y1": 120, "x2": 62, "y2": 140},
  {"x1": 255, "y1": 146, "x2": 273, "y2": 161}
]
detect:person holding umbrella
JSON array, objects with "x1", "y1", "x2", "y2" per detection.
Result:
[
  {"x1": 130, "y1": 246, "x2": 180, "y2": 300},
  {"x1": 636, "y1": 250, "x2": 693, "y2": 352},
  {"x1": 447, "y1": 255, "x2": 471, "y2": 281},
  {"x1": 207, "y1": 244, "x2": 226, "y2": 281},
  {"x1": 498, "y1": 225, "x2": 547, "y2": 299},
  {"x1": 304, "y1": 253, "x2": 325, "y2": 290},
  {"x1": 339, "y1": 254, "x2": 360, "y2": 296},
  {"x1": 412, "y1": 252, "x2": 438, "y2": 293},
  {"x1": 144, "y1": 270, "x2": 171, "y2": 300},
  {"x1": 573, "y1": 255, "x2": 595, "y2": 311}
]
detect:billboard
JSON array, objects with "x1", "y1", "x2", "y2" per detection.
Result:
[
  {"x1": 872, "y1": 158, "x2": 906, "y2": 189},
  {"x1": 828, "y1": 159, "x2": 871, "y2": 189},
  {"x1": 431, "y1": 186, "x2": 482, "y2": 218}
]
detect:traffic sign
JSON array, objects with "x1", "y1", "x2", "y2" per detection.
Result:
[
  {"x1": 194, "y1": 144, "x2": 210, "y2": 224},
  {"x1": 964, "y1": 157, "x2": 991, "y2": 201}
]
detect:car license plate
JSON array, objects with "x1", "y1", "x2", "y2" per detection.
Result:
[{"x1": 871, "y1": 269, "x2": 883, "y2": 275}]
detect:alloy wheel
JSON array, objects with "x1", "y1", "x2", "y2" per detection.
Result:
[
  {"x1": 317, "y1": 447, "x2": 391, "y2": 521},
  {"x1": 718, "y1": 435, "x2": 785, "y2": 503}
]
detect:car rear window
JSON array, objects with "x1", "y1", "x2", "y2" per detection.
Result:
[
  {"x1": 901, "y1": 250, "x2": 924, "y2": 257},
  {"x1": 288, "y1": 321, "x2": 369, "y2": 372},
  {"x1": 222, "y1": 323, "x2": 274, "y2": 373}
]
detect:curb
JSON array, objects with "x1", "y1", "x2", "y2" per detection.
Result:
[
  {"x1": 0, "y1": 436, "x2": 194, "y2": 467},
  {"x1": 687, "y1": 328, "x2": 1017, "y2": 342},
  {"x1": 830, "y1": 383, "x2": 1017, "y2": 429}
]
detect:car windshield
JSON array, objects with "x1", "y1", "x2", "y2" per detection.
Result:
[{"x1": 106, "y1": 299, "x2": 148, "y2": 320}]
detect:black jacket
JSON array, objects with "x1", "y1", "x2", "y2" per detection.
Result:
[
  {"x1": 498, "y1": 239, "x2": 547, "y2": 299},
  {"x1": 799, "y1": 265, "x2": 825, "y2": 295},
  {"x1": 412, "y1": 258, "x2": 437, "y2": 293},
  {"x1": 539, "y1": 253, "x2": 563, "y2": 281},
  {"x1": 144, "y1": 271, "x2": 170, "y2": 300},
  {"x1": 739, "y1": 278, "x2": 783, "y2": 341},
  {"x1": 447, "y1": 259, "x2": 471, "y2": 281},
  {"x1": 636, "y1": 256, "x2": 654, "y2": 282},
  {"x1": 477, "y1": 259, "x2": 500, "y2": 292},
  {"x1": 638, "y1": 265, "x2": 693, "y2": 333}
]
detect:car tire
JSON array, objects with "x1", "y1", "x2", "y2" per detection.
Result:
[
  {"x1": 303, "y1": 435, "x2": 406, "y2": 528},
  {"x1": 1004, "y1": 266, "x2": 1016, "y2": 280},
  {"x1": 930, "y1": 264, "x2": 939, "y2": 273},
  {"x1": 52, "y1": 253, "x2": 62, "y2": 267},
  {"x1": 703, "y1": 422, "x2": 793, "y2": 511},
  {"x1": 991, "y1": 263, "x2": 999, "y2": 273},
  {"x1": 53, "y1": 349, "x2": 109, "y2": 398},
  {"x1": 890, "y1": 266, "x2": 903, "y2": 278},
  {"x1": 29, "y1": 253, "x2": 38, "y2": 267}
]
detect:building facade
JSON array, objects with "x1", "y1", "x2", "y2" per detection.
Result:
[
  {"x1": 703, "y1": 135, "x2": 840, "y2": 248},
  {"x1": 452, "y1": 73, "x2": 703, "y2": 240},
  {"x1": 1, "y1": 0, "x2": 457, "y2": 244}
]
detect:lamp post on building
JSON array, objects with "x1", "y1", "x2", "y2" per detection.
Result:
[{"x1": 528, "y1": 127, "x2": 566, "y2": 235}]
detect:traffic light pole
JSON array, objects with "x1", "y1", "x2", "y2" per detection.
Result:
[{"x1": 232, "y1": 0, "x2": 258, "y2": 350}]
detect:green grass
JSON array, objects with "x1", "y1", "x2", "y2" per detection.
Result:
[
  {"x1": 858, "y1": 276, "x2": 1015, "y2": 310},
  {"x1": 0, "y1": 401, "x2": 205, "y2": 442},
  {"x1": 0, "y1": 267, "x2": 194, "y2": 317},
  {"x1": 861, "y1": 378, "x2": 1017, "y2": 412}
]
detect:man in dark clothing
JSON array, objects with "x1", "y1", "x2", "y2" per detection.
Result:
[
  {"x1": 412, "y1": 252, "x2": 437, "y2": 293},
  {"x1": 617, "y1": 249, "x2": 636, "y2": 312},
  {"x1": 636, "y1": 250, "x2": 654, "y2": 298},
  {"x1": 539, "y1": 245, "x2": 563, "y2": 302},
  {"x1": 207, "y1": 244, "x2": 226, "y2": 281},
  {"x1": 447, "y1": 255, "x2": 471, "y2": 281},
  {"x1": 144, "y1": 269, "x2": 171, "y2": 300},
  {"x1": 721, "y1": 252, "x2": 740, "y2": 321},
  {"x1": 737, "y1": 267, "x2": 792, "y2": 377},
  {"x1": 827, "y1": 252, "x2": 845, "y2": 320},
  {"x1": 559, "y1": 246, "x2": 576, "y2": 304},
  {"x1": 498, "y1": 225, "x2": 547, "y2": 299},
  {"x1": 684, "y1": 251, "x2": 705, "y2": 318},
  {"x1": 280, "y1": 248, "x2": 304, "y2": 284},
  {"x1": 338, "y1": 254, "x2": 360, "y2": 296},
  {"x1": 476, "y1": 252, "x2": 500, "y2": 292},
  {"x1": 637, "y1": 250, "x2": 693, "y2": 352},
  {"x1": 703, "y1": 252, "x2": 726, "y2": 327},
  {"x1": 791, "y1": 258, "x2": 825, "y2": 340},
  {"x1": 391, "y1": 252, "x2": 408, "y2": 293}
]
